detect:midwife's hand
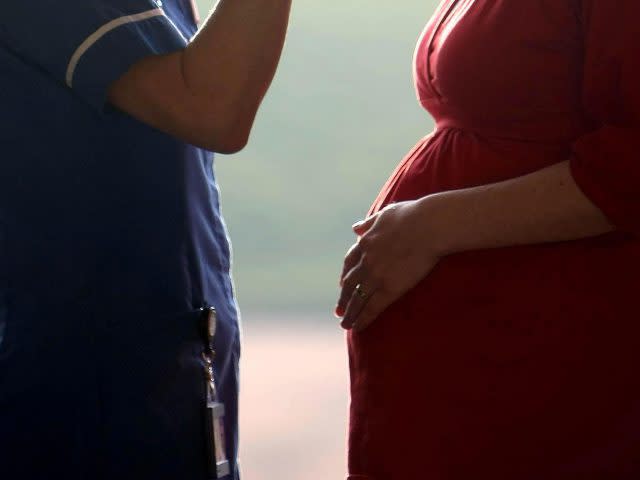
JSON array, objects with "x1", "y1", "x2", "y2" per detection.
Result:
[{"x1": 335, "y1": 198, "x2": 444, "y2": 332}]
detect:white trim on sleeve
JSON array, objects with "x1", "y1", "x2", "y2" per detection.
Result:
[{"x1": 65, "y1": 8, "x2": 165, "y2": 88}]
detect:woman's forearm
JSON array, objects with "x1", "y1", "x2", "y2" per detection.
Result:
[
  {"x1": 181, "y1": 0, "x2": 292, "y2": 145},
  {"x1": 336, "y1": 160, "x2": 614, "y2": 329},
  {"x1": 108, "y1": 0, "x2": 292, "y2": 152},
  {"x1": 423, "y1": 160, "x2": 614, "y2": 257}
]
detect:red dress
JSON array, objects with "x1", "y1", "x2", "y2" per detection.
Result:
[{"x1": 347, "y1": 1, "x2": 640, "y2": 479}]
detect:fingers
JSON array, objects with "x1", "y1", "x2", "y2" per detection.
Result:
[
  {"x1": 336, "y1": 240, "x2": 365, "y2": 317},
  {"x1": 340, "y1": 282, "x2": 376, "y2": 330},
  {"x1": 336, "y1": 260, "x2": 366, "y2": 317},
  {"x1": 349, "y1": 292, "x2": 392, "y2": 332},
  {"x1": 339, "y1": 242, "x2": 362, "y2": 287},
  {"x1": 352, "y1": 214, "x2": 377, "y2": 236},
  {"x1": 336, "y1": 213, "x2": 379, "y2": 318},
  {"x1": 338, "y1": 202, "x2": 432, "y2": 332},
  {"x1": 339, "y1": 213, "x2": 379, "y2": 288},
  {"x1": 341, "y1": 284, "x2": 392, "y2": 332}
]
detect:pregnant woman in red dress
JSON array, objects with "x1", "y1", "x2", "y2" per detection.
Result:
[{"x1": 336, "y1": 1, "x2": 640, "y2": 478}]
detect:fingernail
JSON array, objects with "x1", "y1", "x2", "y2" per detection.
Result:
[
  {"x1": 334, "y1": 305, "x2": 344, "y2": 318},
  {"x1": 352, "y1": 220, "x2": 363, "y2": 229}
]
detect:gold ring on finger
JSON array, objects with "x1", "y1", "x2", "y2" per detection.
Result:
[{"x1": 354, "y1": 283, "x2": 369, "y2": 300}]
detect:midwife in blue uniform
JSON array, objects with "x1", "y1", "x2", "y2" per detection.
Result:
[{"x1": 0, "y1": 0, "x2": 291, "y2": 478}]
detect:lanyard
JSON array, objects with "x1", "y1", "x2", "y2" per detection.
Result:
[{"x1": 201, "y1": 307, "x2": 230, "y2": 479}]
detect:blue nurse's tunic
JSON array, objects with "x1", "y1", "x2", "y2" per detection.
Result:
[{"x1": 0, "y1": 1, "x2": 241, "y2": 478}]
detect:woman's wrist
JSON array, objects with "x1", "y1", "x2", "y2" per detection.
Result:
[
  {"x1": 413, "y1": 193, "x2": 458, "y2": 258},
  {"x1": 412, "y1": 161, "x2": 616, "y2": 260}
]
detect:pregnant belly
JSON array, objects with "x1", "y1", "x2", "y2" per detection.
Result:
[
  {"x1": 368, "y1": 125, "x2": 638, "y2": 331},
  {"x1": 364, "y1": 126, "x2": 640, "y2": 371},
  {"x1": 372, "y1": 126, "x2": 572, "y2": 212},
  {"x1": 347, "y1": 127, "x2": 640, "y2": 477}
]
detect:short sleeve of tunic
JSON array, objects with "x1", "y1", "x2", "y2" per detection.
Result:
[
  {"x1": 0, "y1": 0, "x2": 187, "y2": 109},
  {"x1": 570, "y1": 0, "x2": 640, "y2": 235}
]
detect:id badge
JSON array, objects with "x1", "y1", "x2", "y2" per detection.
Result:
[
  {"x1": 202, "y1": 307, "x2": 230, "y2": 478},
  {"x1": 205, "y1": 381, "x2": 230, "y2": 478}
]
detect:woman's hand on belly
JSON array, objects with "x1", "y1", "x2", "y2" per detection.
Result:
[
  {"x1": 335, "y1": 199, "x2": 444, "y2": 332},
  {"x1": 335, "y1": 161, "x2": 616, "y2": 332}
]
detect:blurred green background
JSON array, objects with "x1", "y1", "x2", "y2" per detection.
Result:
[{"x1": 200, "y1": 0, "x2": 439, "y2": 312}]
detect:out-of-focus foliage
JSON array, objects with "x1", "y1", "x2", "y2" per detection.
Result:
[{"x1": 199, "y1": 0, "x2": 439, "y2": 312}]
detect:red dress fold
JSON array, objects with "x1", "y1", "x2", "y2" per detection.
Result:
[{"x1": 347, "y1": 1, "x2": 640, "y2": 478}]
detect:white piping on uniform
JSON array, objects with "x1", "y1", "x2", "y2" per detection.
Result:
[{"x1": 65, "y1": 8, "x2": 165, "y2": 88}]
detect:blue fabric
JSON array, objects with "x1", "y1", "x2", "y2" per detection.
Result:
[
  {"x1": 0, "y1": 0, "x2": 185, "y2": 109},
  {"x1": 0, "y1": 1, "x2": 240, "y2": 479}
]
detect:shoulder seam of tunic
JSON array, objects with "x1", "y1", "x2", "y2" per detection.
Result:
[{"x1": 65, "y1": 8, "x2": 165, "y2": 88}]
